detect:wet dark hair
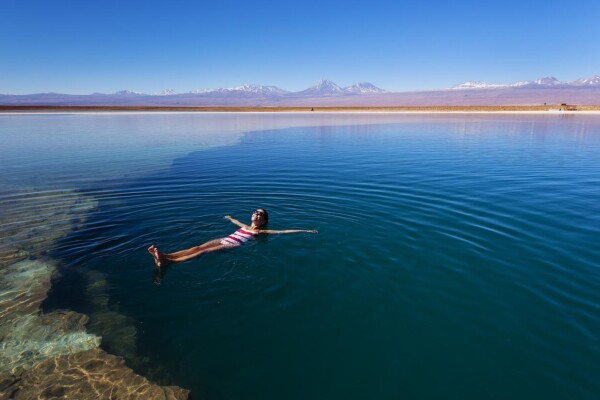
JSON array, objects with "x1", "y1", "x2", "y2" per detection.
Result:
[{"x1": 256, "y1": 208, "x2": 269, "y2": 226}]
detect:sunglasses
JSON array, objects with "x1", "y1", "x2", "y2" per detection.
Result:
[{"x1": 253, "y1": 210, "x2": 265, "y2": 216}]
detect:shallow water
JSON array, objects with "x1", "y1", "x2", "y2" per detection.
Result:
[{"x1": 2, "y1": 113, "x2": 600, "y2": 399}]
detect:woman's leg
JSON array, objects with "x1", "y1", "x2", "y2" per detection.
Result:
[
  {"x1": 148, "y1": 239, "x2": 231, "y2": 266},
  {"x1": 164, "y1": 239, "x2": 223, "y2": 259},
  {"x1": 166, "y1": 242, "x2": 229, "y2": 263}
]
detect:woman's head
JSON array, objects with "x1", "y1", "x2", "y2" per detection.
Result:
[{"x1": 251, "y1": 208, "x2": 269, "y2": 227}]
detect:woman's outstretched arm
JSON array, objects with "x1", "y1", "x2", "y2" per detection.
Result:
[
  {"x1": 259, "y1": 229, "x2": 318, "y2": 234},
  {"x1": 224, "y1": 215, "x2": 247, "y2": 228}
]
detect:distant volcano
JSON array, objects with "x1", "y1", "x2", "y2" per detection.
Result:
[{"x1": 1, "y1": 76, "x2": 599, "y2": 106}]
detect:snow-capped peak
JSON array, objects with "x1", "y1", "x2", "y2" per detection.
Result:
[
  {"x1": 158, "y1": 88, "x2": 177, "y2": 96},
  {"x1": 189, "y1": 88, "x2": 215, "y2": 94},
  {"x1": 231, "y1": 83, "x2": 263, "y2": 92},
  {"x1": 344, "y1": 82, "x2": 387, "y2": 93},
  {"x1": 189, "y1": 84, "x2": 287, "y2": 95},
  {"x1": 571, "y1": 75, "x2": 600, "y2": 86},
  {"x1": 113, "y1": 90, "x2": 145, "y2": 96},
  {"x1": 451, "y1": 76, "x2": 571, "y2": 89},
  {"x1": 510, "y1": 77, "x2": 562, "y2": 87},
  {"x1": 450, "y1": 81, "x2": 507, "y2": 89},
  {"x1": 227, "y1": 84, "x2": 288, "y2": 94},
  {"x1": 532, "y1": 76, "x2": 561, "y2": 85},
  {"x1": 301, "y1": 79, "x2": 344, "y2": 94}
]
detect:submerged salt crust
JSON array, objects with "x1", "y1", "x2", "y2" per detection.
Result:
[
  {"x1": 0, "y1": 259, "x2": 101, "y2": 372},
  {"x1": 0, "y1": 191, "x2": 101, "y2": 373},
  {"x1": 0, "y1": 186, "x2": 192, "y2": 398}
]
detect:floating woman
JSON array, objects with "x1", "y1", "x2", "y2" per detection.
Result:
[{"x1": 148, "y1": 209, "x2": 318, "y2": 267}]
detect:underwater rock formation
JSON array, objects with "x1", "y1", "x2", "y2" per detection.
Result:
[
  {"x1": 0, "y1": 259, "x2": 101, "y2": 374},
  {"x1": 81, "y1": 268, "x2": 174, "y2": 382},
  {"x1": 0, "y1": 189, "x2": 191, "y2": 398},
  {"x1": 0, "y1": 189, "x2": 98, "y2": 268},
  {"x1": 0, "y1": 190, "x2": 102, "y2": 374},
  {"x1": 0, "y1": 348, "x2": 190, "y2": 399}
]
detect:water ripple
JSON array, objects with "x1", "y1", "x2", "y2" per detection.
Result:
[{"x1": 4, "y1": 114, "x2": 600, "y2": 400}]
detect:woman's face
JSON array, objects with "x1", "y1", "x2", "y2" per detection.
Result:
[{"x1": 251, "y1": 209, "x2": 267, "y2": 226}]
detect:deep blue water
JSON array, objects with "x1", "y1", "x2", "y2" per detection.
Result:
[{"x1": 2, "y1": 113, "x2": 600, "y2": 399}]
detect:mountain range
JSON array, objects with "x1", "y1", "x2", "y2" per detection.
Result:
[
  {"x1": 450, "y1": 75, "x2": 600, "y2": 89},
  {"x1": 148, "y1": 81, "x2": 388, "y2": 96},
  {"x1": 1, "y1": 76, "x2": 599, "y2": 107}
]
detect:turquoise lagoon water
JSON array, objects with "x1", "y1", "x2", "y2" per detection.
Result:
[{"x1": 1, "y1": 113, "x2": 600, "y2": 399}]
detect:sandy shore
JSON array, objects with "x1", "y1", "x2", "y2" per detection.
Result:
[{"x1": 2, "y1": 105, "x2": 600, "y2": 113}]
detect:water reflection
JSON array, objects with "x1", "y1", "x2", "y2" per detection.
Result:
[{"x1": 2, "y1": 112, "x2": 598, "y2": 192}]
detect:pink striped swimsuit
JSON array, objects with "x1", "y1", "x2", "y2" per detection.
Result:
[{"x1": 220, "y1": 228, "x2": 258, "y2": 247}]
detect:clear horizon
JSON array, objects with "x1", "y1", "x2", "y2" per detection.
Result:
[
  {"x1": 5, "y1": 76, "x2": 600, "y2": 96},
  {"x1": 3, "y1": 0, "x2": 600, "y2": 95}
]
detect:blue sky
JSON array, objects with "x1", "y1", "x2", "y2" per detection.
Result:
[{"x1": 2, "y1": 0, "x2": 600, "y2": 94}]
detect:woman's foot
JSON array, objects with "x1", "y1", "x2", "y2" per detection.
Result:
[{"x1": 148, "y1": 245, "x2": 168, "y2": 267}]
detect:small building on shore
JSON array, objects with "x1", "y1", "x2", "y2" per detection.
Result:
[{"x1": 560, "y1": 103, "x2": 577, "y2": 111}]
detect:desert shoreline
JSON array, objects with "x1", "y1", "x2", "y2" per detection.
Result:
[{"x1": 2, "y1": 105, "x2": 600, "y2": 113}]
